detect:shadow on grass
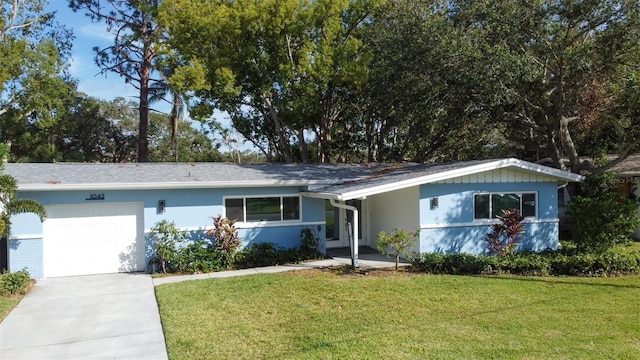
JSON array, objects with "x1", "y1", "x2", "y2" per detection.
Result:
[{"x1": 478, "y1": 274, "x2": 640, "y2": 289}]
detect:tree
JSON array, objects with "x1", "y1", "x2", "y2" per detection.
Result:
[
  {"x1": 60, "y1": 96, "x2": 138, "y2": 162},
  {"x1": 361, "y1": 0, "x2": 508, "y2": 162},
  {"x1": 69, "y1": 0, "x2": 165, "y2": 162},
  {"x1": 447, "y1": 0, "x2": 640, "y2": 172},
  {"x1": 1, "y1": 0, "x2": 75, "y2": 154},
  {"x1": 376, "y1": 228, "x2": 417, "y2": 270},
  {"x1": 158, "y1": 0, "x2": 382, "y2": 163},
  {"x1": 567, "y1": 171, "x2": 640, "y2": 254},
  {"x1": 147, "y1": 111, "x2": 223, "y2": 162}
]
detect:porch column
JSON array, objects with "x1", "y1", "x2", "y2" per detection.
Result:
[{"x1": 330, "y1": 199, "x2": 359, "y2": 268}]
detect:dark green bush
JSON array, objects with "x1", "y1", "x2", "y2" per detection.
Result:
[
  {"x1": 299, "y1": 226, "x2": 324, "y2": 260},
  {"x1": 0, "y1": 269, "x2": 32, "y2": 295},
  {"x1": 173, "y1": 241, "x2": 231, "y2": 274},
  {"x1": 413, "y1": 248, "x2": 640, "y2": 277},
  {"x1": 234, "y1": 241, "x2": 320, "y2": 269},
  {"x1": 568, "y1": 172, "x2": 640, "y2": 254}
]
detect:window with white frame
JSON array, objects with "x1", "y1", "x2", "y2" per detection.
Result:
[
  {"x1": 224, "y1": 196, "x2": 301, "y2": 222},
  {"x1": 473, "y1": 192, "x2": 537, "y2": 219}
]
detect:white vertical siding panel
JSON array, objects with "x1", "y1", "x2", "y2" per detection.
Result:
[{"x1": 493, "y1": 169, "x2": 500, "y2": 183}]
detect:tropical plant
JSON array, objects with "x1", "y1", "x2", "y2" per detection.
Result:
[
  {"x1": 206, "y1": 215, "x2": 241, "y2": 255},
  {"x1": 376, "y1": 228, "x2": 418, "y2": 270},
  {"x1": 484, "y1": 209, "x2": 525, "y2": 257},
  {"x1": 0, "y1": 162, "x2": 46, "y2": 236}
]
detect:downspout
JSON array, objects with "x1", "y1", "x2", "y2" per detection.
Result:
[{"x1": 330, "y1": 199, "x2": 358, "y2": 268}]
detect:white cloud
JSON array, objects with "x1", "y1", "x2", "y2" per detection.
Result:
[{"x1": 78, "y1": 23, "x2": 114, "y2": 43}]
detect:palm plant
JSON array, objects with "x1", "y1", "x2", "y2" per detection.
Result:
[{"x1": 0, "y1": 173, "x2": 46, "y2": 237}]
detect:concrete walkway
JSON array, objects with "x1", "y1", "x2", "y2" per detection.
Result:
[
  {"x1": 153, "y1": 252, "x2": 409, "y2": 286},
  {"x1": 0, "y1": 273, "x2": 167, "y2": 360}
]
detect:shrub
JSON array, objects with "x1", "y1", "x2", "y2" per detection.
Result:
[
  {"x1": 299, "y1": 226, "x2": 323, "y2": 260},
  {"x1": 412, "y1": 250, "x2": 640, "y2": 277},
  {"x1": 234, "y1": 241, "x2": 321, "y2": 269},
  {"x1": 0, "y1": 269, "x2": 32, "y2": 295},
  {"x1": 377, "y1": 228, "x2": 418, "y2": 270},
  {"x1": 148, "y1": 220, "x2": 187, "y2": 273},
  {"x1": 568, "y1": 172, "x2": 640, "y2": 254},
  {"x1": 485, "y1": 209, "x2": 525, "y2": 256},
  {"x1": 174, "y1": 241, "x2": 230, "y2": 274}
]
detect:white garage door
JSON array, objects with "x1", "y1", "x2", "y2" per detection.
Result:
[{"x1": 43, "y1": 203, "x2": 145, "y2": 277}]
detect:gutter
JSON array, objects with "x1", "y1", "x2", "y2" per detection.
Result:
[{"x1": 330, "y1": 199, "x2": 359, "y2": 268}]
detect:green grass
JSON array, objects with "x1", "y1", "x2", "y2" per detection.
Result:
[
  {"x1": 0, "y1": 294, "x2": 23, "y2": 322},
  {"x1": 156, "y1": 270, "x2": 640, "y2": 360}
]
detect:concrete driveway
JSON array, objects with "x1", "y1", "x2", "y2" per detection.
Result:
[{"x1": 0, "y1": 273, "x2": 167, "y2": 360}]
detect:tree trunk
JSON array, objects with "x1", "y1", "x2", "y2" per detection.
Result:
[
  {"x1": 137, "y1": 17, "x2": 154, "y2": 163},
  {"x1": 261, "y1": 92, "x2": 293, "y2": 162},
  {"x1": 297, "y1": 128, "x2": 309, "y2": 163}
]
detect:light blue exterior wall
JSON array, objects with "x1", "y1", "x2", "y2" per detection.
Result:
[
  {"x1": 9, "y1": 186, "x2": 326, "y2": 276},
  {"x1": 419, "y1": 181, "x2": 559, "y2": 255}
]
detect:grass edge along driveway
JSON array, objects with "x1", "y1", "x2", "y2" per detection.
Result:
[{"x1": 156, "y1": 270, "x2": 640, "y2": 360}]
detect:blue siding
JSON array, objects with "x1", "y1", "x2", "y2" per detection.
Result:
[
  {"x1": 9, "y1": 238, "x2": 43, "y2": 279},
  {"x1": 419, "y1": 182, "x2": 560, "y2": 255},
  {"x1": 12, "y1": 186, "x2": 326, "y2": 276},
  {"x1": 420, "y1": 222, "x2": 559, "y2": 255}
]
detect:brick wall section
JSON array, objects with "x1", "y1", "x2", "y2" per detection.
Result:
[{"x1": 9, "y1": 238, "x2": 44, "y2": 279}]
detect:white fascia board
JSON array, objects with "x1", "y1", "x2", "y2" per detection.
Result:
[
  {"x1": 337, "y1": 158, "x2": 584, "y2": 201},
  {"x1": 507, "y1": 158, "x2": 584, "y2": 182},
  {"x1": 299, "y1": 191, "x2": 341, "y2": 200},
  {"x1": 18, "y1": 180, "x2": 340, "y2": 192}
]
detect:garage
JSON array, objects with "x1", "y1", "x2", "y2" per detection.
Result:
[{"x1": 43, "y1": 203, "x2": 145, "y2": 277}]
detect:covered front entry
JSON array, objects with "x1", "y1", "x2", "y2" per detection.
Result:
[
  {"x1": 325, "y1": 199, "x2": 367, "y2": 249},
  {"x1": 43, "y1": 203, "x2": 145, "y2": 277}
]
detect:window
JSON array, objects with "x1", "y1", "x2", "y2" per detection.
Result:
[
  {"x1": 474, "y1": 192, "x2": 537, "y2": 219},
  {"x1": 224, "y1": 196, "x2": 300, "y2": 222}
]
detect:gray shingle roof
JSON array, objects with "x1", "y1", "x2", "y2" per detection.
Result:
[
  {"x1": 3, "y1": 162, "x2": 389, "y2": 190},
  {"x1": 4, "y1": 158, "x2": 582, "y2": 193},
  {"x1": 311, "y1": 159, "x2": 494, "y2": 194}
]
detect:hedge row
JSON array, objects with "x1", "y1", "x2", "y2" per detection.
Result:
[{"x1": 411, "y1": 248, "x2": 640, "y2": 277}]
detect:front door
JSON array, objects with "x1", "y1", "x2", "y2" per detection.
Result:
[{"x1": 325, "y1": 199, "x2": 366, "y2": 249}]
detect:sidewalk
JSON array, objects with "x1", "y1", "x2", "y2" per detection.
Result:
[{"x1": 153, "y1": 253, "x2": 409, "y2": 286}]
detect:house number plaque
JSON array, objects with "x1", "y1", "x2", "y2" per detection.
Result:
[{"x1": 86, "y1": 193, "x2": 105, "y2": 201}]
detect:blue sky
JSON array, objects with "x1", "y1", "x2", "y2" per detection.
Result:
[
  {"x1": 47, "y1": 1, "x2": 251, "y2": 152},
  {"x1": 48, "y1": 2, "x2": 140, "y2": 102}
]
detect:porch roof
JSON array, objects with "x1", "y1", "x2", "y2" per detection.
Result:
[{"x1": 301, "y1": 158, "x2": 584, "y2": 201}]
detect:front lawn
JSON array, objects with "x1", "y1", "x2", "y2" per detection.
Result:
[
  {"x1": 156, "y1": 270, "x2": 640, "y2": 359},
  {"x1": 0, "y1": 294, "x2": 22, "y2": 321}
]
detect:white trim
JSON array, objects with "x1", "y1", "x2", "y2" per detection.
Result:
[
  {"x1": 8, "y1": 234, "x2": 42, "y2": 240},
  {"x1": 234, "y1": 221, "x2": 324, "y2": 229},
  {"x1": 420, "y1": 218, "x2": 559, "y2": 229},
  {"x1": 302, "y1": 158, "x2": 584, "y2": 201},
  {"x1": 144, "y1": 221, "x2": 325, "y2": 233}
]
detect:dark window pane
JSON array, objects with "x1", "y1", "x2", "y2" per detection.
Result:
[
  {"x1": 225, "y1": 198, "x2": 244, "y2": 222},
  {"x1": 325, "y1": 200, "x2": 338, "y2": 239},
  {"x1": 522, "y1": 193, "x2": 536, "y2": 217},
  {"x1": 474, "y1": 194, "x2": 490, "y2": 219},
  {"x1": 246, "y1": 197, "x2": 281, "y2": 222},
  {"x1": 283, "y1": 197, "x2": 300, "y2": 220},
  {"x1": 491, "y1": 193, "x2": 521, "y2": 217}
]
